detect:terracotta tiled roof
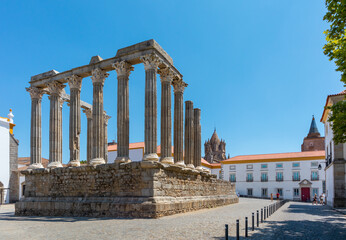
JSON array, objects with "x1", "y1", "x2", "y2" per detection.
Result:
[
  {"x1": 222, "y1": 150, "x2": 325, "y2": 164},
  {"x1": 201, "y1": 158, "x2": 221, "y2": 168},
  {"x1": 108, "y1": 141, "x2": 174, "y2": 154}
]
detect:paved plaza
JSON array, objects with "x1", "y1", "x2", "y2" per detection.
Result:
[{"x1": 1, "y1": 198, "x2": 345, "y2": 240}]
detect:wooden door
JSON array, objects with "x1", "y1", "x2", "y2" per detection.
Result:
[{"x1": 301, "y1": 187, "x2": 310, "y2": 202}]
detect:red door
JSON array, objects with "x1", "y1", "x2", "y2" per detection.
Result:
[{"x1": 301, "y1": 187, "x2": 310, "y2": 202}]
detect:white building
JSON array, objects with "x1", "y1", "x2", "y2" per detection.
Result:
[
  {"x1": 321, "y1": 90, "x2": 346, "y2": 207},
  {"x1": 0, "y1": 110, "x2": 19, "y2": 204},
  {"x1": 221, "y1": 151, "x2": 325, "y2": 201}
]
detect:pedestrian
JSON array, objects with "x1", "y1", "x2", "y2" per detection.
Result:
[
  {"x1": 319, "y1": 194, "x2": 323, "y2": 205},
  {"x1": 321, "y1": 193, "x2": 325, "y2": 205},
  {"x1": 276, "y1": 192, "x2": 280, "y2": 200},
  {"x1": 271, "y1": 193, "x2": 273, "y2": 202},
  {"x1": 313, "y1": 194, "x2": 318, "y2": 205}
]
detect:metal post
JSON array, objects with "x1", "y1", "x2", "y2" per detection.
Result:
[
  {"x1": 245, "y1": 217, "x2": 248, "y2": 238},
  {"x1": 252, "y1": 212, "x2": 254, "y2": 231},
  {"x1": 261, "y1": 208, "x2": 263, "y2": 223},
  {"x1": 267, "y1": 205, "x2": 269, "y2": 217},
  {"x1": 257, "y1": 210, "x2": 259, "y2": 227},
  {"x1": 264, "y1": 206, "x2": 266, "y2": 220},
  {"x1": 225, "y1": 224, "x2": 229, "y2": 240},
  {"x1": 236, "y1": 219, "x2": 239, "y2": 240}
]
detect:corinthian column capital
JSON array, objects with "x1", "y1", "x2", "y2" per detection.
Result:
[
  {"x1": 112, "y1": 61, "x2": 134, "y2": 77},
  {"x1": 83, "y1": 108, "x2": 93, "y2": 119},
  {"x1": 172, "y1": 79, "x2": 188, "y2": 94},
  {"x1": 104, "y1": 111, "x2": 111, "y2": 126},
  {"x1": 91, "y1": 68, "x2": 109, "y2": 85},
  {"x1": 140, "y1": 53, "x2": 162, "y2": 71},
  {"x1": 158, "y1": 67, "x2": 175, "y2": 83},
  {"x1": 26, "y1": 86, "x2": 44, "y2": 100},
  {"x1": 67, "y1": 75, "x2": 83, "y2": 90},
  {"x1": 47, "y1": 82, "x2": 65, "y2": 96}
]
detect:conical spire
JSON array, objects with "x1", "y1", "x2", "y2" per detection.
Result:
[{"x1": 308, "y1": 115, "x2": 320, "y2": 137}]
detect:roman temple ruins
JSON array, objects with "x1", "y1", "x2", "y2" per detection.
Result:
[{"x1": 15, "y1": 40, "x2": 238, "y2": 218}]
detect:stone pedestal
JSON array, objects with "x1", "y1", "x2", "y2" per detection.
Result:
[
  {"x1": 141, "y1": 53, "x2": 162, "y2": 161},
  {"x1": 47, "y1": 82, "x2": 65, "y2": 168},
  {"x1": 26, "y1": 87, "x2": 44, "y2": 169},
  {"x1": 172, "y1": 79, "x2": 187, "y2": 167},
  {"x1": 90, "y1": 68, "x2": 109, "y2": 166},
  {"x1": 185, "y1": 101, "x2": 194, "y2": 169},
  {"x1": 67, "y1": 75, "x2": 83, "y2": 167},
  {"x1": 113, "y1": 61, "x2": 133, "y2": 163},
  {"x1": 159, "y1": 67, "x2": 174, "y2": 164}
]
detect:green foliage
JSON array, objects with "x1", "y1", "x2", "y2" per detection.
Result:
[
  {"x1": 323, "y1": 0, "x2": 346, "y2": 85},
  {"x1": 327, "y1": 100, "x2": 346, "y2": 144},
  {"x1": 80, "y1": 160, "x2": 87, "y2": 164}
]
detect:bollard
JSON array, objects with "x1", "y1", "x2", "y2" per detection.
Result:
[
  {"x1": 267, "y1": 205, "x2": 269, "y2": 217},
  {"x1": 225, "y1": 224, "x2": 229, "y2": 240},
  {"x1": 245, "y1": 217, "x2": 248, "y2": 238},
  {"x1": 252, "y1": 212, "x2": 254, "y2": 231},
  {"x1": 264, "y1": 206, "x2": 266, "y2": 220},
  {"x1": 236, "y1": 219, "x2": 239, "y2": 240},
  {"x1": 257, "y1": 210, "x2": 259, "y2": 227},
  {"x1": 261, "y1": 208, "x2": 263, "y2": 223}
]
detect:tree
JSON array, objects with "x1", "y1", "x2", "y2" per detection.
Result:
[{"x1": 323, "y1": 0, "x2": 346, "y2": 144}]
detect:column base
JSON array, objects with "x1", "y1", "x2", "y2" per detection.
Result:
[
  {"x1": 48, "y1": 162, "x2": 63, "y2": 168},
  {"x1": 186, "y1": 164, "x2": 195, "y2": 169},
  {"x1": 28, "y1": 163, "x2": 44, "y2": 169},
  {"x1": 90, "y1": 158, "x2": 105, "y2": 166},
  {"x1": 143, "y1": 153, "x2": 159, "y2": 161},
  {"x1": 68, "y1": 160, "x2": 80, "y2": 167},
  {"x1": 195, "y1": 166, "x2": 204, "y2": 172},
  {"x1": 115, "y1": 156, "x2": 131, "y2": 164},
  {"x1": 203, "y1": 168, "x2": 211, "y2": 173},
  {"x1": 175, "y1": 161, "x2": 186, "y2": 167},
  {"x1": 161, "y1": 157, "x2": 174, "y2": 164}
]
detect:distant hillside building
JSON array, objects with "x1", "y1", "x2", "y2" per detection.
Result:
[
  {"x1": 301, "y1": 116, "x2": 325, "y2": 152},
  {"x1": 204, "y1": 130, "x2": 228, "y2": 164}
]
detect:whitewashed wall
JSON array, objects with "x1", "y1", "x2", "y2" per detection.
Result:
[
  {"x1": 107, "y1": 148, "x2": 144, "y2": 163},
  {"x1": 0, "y1": 119, "x2": 10, "y2": 203}
]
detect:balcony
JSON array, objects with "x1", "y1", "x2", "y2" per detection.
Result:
[
  {"x1": 292, "y1": 176, "x2": 300, "y2": 181},
  {"x1": 311, "y1": 176, "x2": 319, "y2": 181},
  {"x1": 246, "y1": 178, "x2": 253, "y2": 182},
  {"x1": 276, "y1": 177, "x2": 284, "y2": 182},
  {"x1": 261, "y1": 177, "x2": 268, "y2": 182}
]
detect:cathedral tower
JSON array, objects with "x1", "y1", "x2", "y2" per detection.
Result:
[{"x1": 301, "y1": 116, "x2": 325, "y2": 151}]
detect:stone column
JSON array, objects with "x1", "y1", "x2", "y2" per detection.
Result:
[
  {"x1": 185, "y1": 100, "x2": 194, "y2": 169},
  {"x1": 172, "y1": 79, "x2": 188, "y2": 166},
  {"x1": 67, "y1": 75, "x2": 82, "y2": 167},
  {"x1": 83, "y1": 108, "x2": 93, "y2": 165},
  {"x1": 158, "y1": 67, "x2": 174, "y2": 164},
  {"x1": 90, "y1": 68, "x2": 109, "y2": 166},
  {"x1": 47, "y1": 82, "x2": 65, "y2": 168},
  {"x1": 194, "y1": 108, "x2": 203, "y2": 171},
  {"x1": 104, "y1": 112, "x2": 111, "y2": 163},
  {"x1": 112, "y1": 61, "x2": 134, "y2": 163},
  {"x1": 140, "y1": 53, "x2": 162, "y2": 161},
  {"x1": 26, "y1": 87, "x2": 44, "y2": 169}
]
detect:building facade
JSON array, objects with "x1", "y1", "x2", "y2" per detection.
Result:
[{"x1": 321, "y1": 90, "x2": 346, "y2": 207}]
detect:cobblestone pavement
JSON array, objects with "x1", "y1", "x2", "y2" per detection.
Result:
[
  {"x1": 250, "y1": 201, "x2": 346, "y2": 240},
  {"x1": 1, "y1": 199, "x2": 344, "y2": 240},
  {"x1": 0, "y1": 198, "x2": 270, "y2": 240}
]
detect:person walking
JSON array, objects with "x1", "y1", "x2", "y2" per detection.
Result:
[
  {"x1": 271, "y1": 193, "x2": 273, "y2": 202},
  {"x1": 313, "y1": 194, "x2": 318, "y2": 205},
  {"x1": 276, "y1": 192, "x2": 280, "y2": 200}
]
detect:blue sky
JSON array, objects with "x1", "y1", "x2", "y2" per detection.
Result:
[{"x1": 0, "y1": 0, "x2": 343, "y2": 163}]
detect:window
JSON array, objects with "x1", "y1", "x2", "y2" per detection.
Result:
[
  {"x1": 293, "y1": 171, "x2": 300, "y2": 181},
  {"x1": 276, "y1": 172, "x2": 283, "y2": 181},
  {"x1": 311, "y1": 162, "x2": 318, "y2": 168},
  {"x1": 276, "y1": 163, "x2": 283, "y2": 168},
  {"x1": 277, "y1": 188, "x2": 283, "y2": 197},
  {"x1": 261, "y1": 164, "x2": 268, "y2": 169},
  {"x1": 293, "y1": 188, "x2": 300, "y2": 197},
  {"x1": 229, "y1": 173, "x2": 236, "y2": 182},
  {"x1": 261, "y1": 172, "x2": 268, "y2": 182},
  {"x1": 246, "y1": 173, "x2": 253, "y2": 182},
  {"x1": 246, "y1": 164, "x2": 253, "y2": 170},
  {"x1": 292, "y1": 162, "x2": 300, "y2": 168},
  {"x1": 229, "y1": 165, "x2": 236, "y2": 170},
  {"x1": 311, "y1": 171, "x2": 319, "y2": 181},
  {"x1": 312, "y1": 188, "x2": 319, "y2": 197},
  {"x1": 261, "y1": 188, "x2": 268, "y2": 197},
  {"x1": 247, "y1": 188, "x2": 253, "y2": 196}
]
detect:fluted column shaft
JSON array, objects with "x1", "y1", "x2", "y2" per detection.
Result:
[
  {"x1": 67, "y1": 75, "x2": 82, "y2": 167},
  {"x1": 104, "y1": 113, "x2": 111, "y2": 163},
  {"x1": 113, "y1": 61, "x2": 133, "y2": 163},
  {"x1": 159, "y1": 68, "x2": 174, "y2": 164},
  {"x1": 47, "y1": 82, "x2": 65, "y2": 168},
  {"x1": 83, "y1": 108, "x2": 93, "y2": 165},
  {"x1": 194, "y1": 108, "x2": 202, "y2": 169},
  {"x1": 90, "y1": 68, "x2": 109, "y2": 166},
  {"x1": 185, "y1": 100, "x2": 194, "y2": 168},
  {"x1": 173, "y1": 79, "x2": 187, "y2": 166},
  {"x1": 141, "y1": 53, "x2": 162, "y2": 161},
  {"x1": 26, "y1": 87, "x2": 44, "y2": 169}
]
